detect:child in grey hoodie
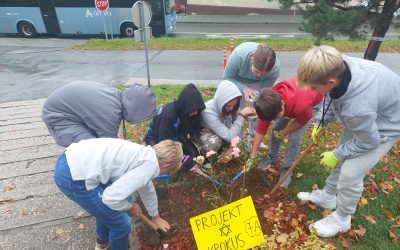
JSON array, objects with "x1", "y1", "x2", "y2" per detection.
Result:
[
  {"x1": 42, "y1": 81, "x2": 156, "y2": 147},
  {"x1": 296, "y1": 45, "x2": 400, "y2": 238},
  {"x1": 200, "y1": 80, "x2": 256, "y2": 153}
]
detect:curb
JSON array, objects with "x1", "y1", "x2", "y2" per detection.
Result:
[{"x1": 177, "y1": 14, "x2": 303, "y2": 24}]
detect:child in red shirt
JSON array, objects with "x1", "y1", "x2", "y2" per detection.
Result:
[{"x1": 251, "y1": 75, "x2": 323, "y2": 186}]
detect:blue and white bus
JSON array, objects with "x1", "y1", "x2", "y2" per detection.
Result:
[{"x1": 0, "y1": 0, "x2": 177, "y2": 38}]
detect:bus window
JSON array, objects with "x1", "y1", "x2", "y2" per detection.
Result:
[{"x1": 0, "y1": 0, "x2": 176, "y2": 37}]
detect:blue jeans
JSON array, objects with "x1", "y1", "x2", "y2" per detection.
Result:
[{"x1": 54, "y1": 153, "x2": 131, "y2": 250}]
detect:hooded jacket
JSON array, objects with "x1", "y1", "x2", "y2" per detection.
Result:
[
  {"x1": 223, "y1": 42, "x2": 280, "y2": 92},
  {"x1": 317, "y1": 55, "x2": 400, "y2": 161},
  {"x1": 65, "y1": 138, "x2": 159, "y2": 216},
  {"x1": 201, "y1": 80, "x2": 244, "y2": 142},
  {"x1": 42, "y1": 81, "x2": 156, "y2": 147},
  {"x1": 144, "y1": 83, "x2": 205, "y2": 145}
]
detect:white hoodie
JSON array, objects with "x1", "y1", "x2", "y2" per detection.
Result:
[{"x1": 65, "y1": 138, "x2": 160, "y2": 216}]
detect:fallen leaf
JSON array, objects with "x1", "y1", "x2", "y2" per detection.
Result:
[
  {"x1": 363, "y1": 215, "x2": 377, "y2": 225},
  {"x1": 384, "y1": 210, "x2": 395, "y2": 220},
  {"x1": 290, "y1": 218, "x2": 299, "y2": 228},
  {"x1": 389, "y1": 227, "x2": 398, "y2": 241},
  {"x1": 263, "y1": 209, "x2": 275, "y2": 223},
  {"x1": 276, "y1": 233, "x2": 289, "y2": 243},
  {"x1": 358, "y1": 197, "x2": 368, "y2": 207},
  {"x1": 56, "y1": 228, "x2": 63, "y2": 236},
  {"x1": 295, "y1": 173, "x2": 303, "y2": 179},
  {"x1": 307, "y1": 203, "x2": 317, "y2": 210},
  {"x1": 267, "y1": 167, "x2": 278, "y2": 175},
  {"x1": 393, "y1": 177, "x2": 400, "y2": 184},
  {"x1": 354, "y1": 225, "x2": 367, "y2": 237},
  {"x1": 338, "y1": 232, "x2": 350, "y2": 248},
  {"x1": 255, "y1": 197, "x2": 264, "y2": 204},
  {"x1": 4, "y1": 183, "x2": 16, "y2": 192},
  {"x1": 298, "y1": 214, "x2": 307, "y2": 222},
  {"x1": 379, "y1": 181, "x2": 394, "y2": 194},
  {"x1": 322, "y1": 209, "x2": 332, "y2": 217},
  {"x1": 348, "y1": 229, "x2": 360, "y2": 242}
]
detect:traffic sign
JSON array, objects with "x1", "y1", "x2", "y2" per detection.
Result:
[
  {"x1": 95, "y1": 0, "x2": 109, "y2": 12},
  {"x1": 131, "y1": 1, "x2": 152, "y2": 28},
  {"x1": 134, "y1": 27, "x2": 152, "y2": 42}
]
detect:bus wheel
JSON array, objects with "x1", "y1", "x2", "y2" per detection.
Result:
[
  {"x1": 121, "y1": 22, "x2": 136, "y2": 38},
  {"x1": 17, "y1": 21, "x2": 37, "y2": 38}
]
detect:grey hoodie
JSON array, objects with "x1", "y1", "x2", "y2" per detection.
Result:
[
  {"x1": 201, "y1": 80, "x2": 244, "y2": 142},
  {"x1": 319, "y1": 55, "x2": 400, "y2": 161},
  {"x1": 223, "y1": 42, "x2": 280, "y2": 92},
  {"x1": 42, "y1": 81, "x2": 156, "y2": 147}
]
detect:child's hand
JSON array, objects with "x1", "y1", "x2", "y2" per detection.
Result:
[
  {"x1": 239, "y1": 107, "x2": 256, "y2": 117},
  {"x1": 127, "y1": 203, "x2": 142, "y2": 217},
  {"x1": 153, "y1": 215, "x2": 171, "y2": 232},
  {"x1": 320, "y1": 151, "x2": 339, "y2": 170},
  {"x1": 244, "y1": 157, "x2": 256, "y2": 172}
]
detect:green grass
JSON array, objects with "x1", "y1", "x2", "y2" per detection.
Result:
[
  {"x1": 71, "y1": 37, "x2": 400, "y2": 52},
  {"x1": 124, "y1": 84, "x2": 400, "y2": 249}
]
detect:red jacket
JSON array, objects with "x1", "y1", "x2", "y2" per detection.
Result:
[{"x1": 256, "y1": 76, "x2": 323, "y2": 135}]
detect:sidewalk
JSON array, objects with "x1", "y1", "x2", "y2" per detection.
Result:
[{"x1": 0, "y1": 100, "x2": 141, "y2": 249}]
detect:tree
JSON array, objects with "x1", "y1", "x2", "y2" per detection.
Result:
[{"x1": 278, "y1": 0, "x2": 400, "y2": 60}]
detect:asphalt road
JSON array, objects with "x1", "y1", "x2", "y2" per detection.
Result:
[{"x1": 0, "y1": 37, "x2": 399, "y2": 103}]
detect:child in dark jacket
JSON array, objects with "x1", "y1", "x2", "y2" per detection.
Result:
[{"x1": 145, "y1": 83, "x2": 206, "y2": 169}]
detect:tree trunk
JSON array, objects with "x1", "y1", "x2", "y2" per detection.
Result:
[{"x1": 364, "y1": 0, "x2": 399, "y2": 61}]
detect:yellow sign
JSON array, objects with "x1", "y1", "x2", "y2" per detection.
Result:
[{"x1": 190, "y1": 196, "x2": 264, "y2": 250}]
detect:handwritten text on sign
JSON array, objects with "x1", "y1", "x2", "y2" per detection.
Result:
[{"x1": 190, "y1": 196, "x2": 264, "y2": 250}]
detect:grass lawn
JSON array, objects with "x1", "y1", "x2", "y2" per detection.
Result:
[
  {"x1": 71, "y1": 37, "x2": 400, "y2": 52},
  {"x1": 124, "y1": 85, "x2": 400, "y2": 249}
]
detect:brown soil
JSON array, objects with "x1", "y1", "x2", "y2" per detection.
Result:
[{"x1": 138, "y1": 160, "x2": 311, "y2": 249}]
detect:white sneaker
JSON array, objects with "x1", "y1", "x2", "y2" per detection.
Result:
[
  {"x1": 297, "y1": 189, "x2": 336, "y2": 210},
  {"x1": 310, "y1": 211, "x2": 351, "y2": 237}
]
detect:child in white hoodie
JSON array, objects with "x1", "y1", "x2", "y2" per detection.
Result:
[{"x1": 54, "y1": 138, "x2": 182, "y2": 250}]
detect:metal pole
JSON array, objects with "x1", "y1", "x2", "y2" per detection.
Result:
[
  {"x1": 109, "y1": 12, "x2": 114, "y2": 39},
  {"x1": 102, "y1": 14, "x2": 108, "y2": 40},
  {"x1": 139, "y1": 1, "x2": 151, "y2": 88}
]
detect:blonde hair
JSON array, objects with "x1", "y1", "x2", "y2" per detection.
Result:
[
  {"x1": 297, "y1": 45, "x2": 345, "y2": 88},
  {"x1": 153, "y1": 140, "x2": 183, "y2": 172},
  {"x1": 252, "y1": 43, "x2": 276, "y2": 71}
]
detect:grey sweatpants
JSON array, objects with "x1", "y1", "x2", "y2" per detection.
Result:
[
  {"x1": 269, "y1": 118, "x2": 313, "y2": 176},
  {"x1": 324, "y1": 129, "x2": 400, "y2": 217}
]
